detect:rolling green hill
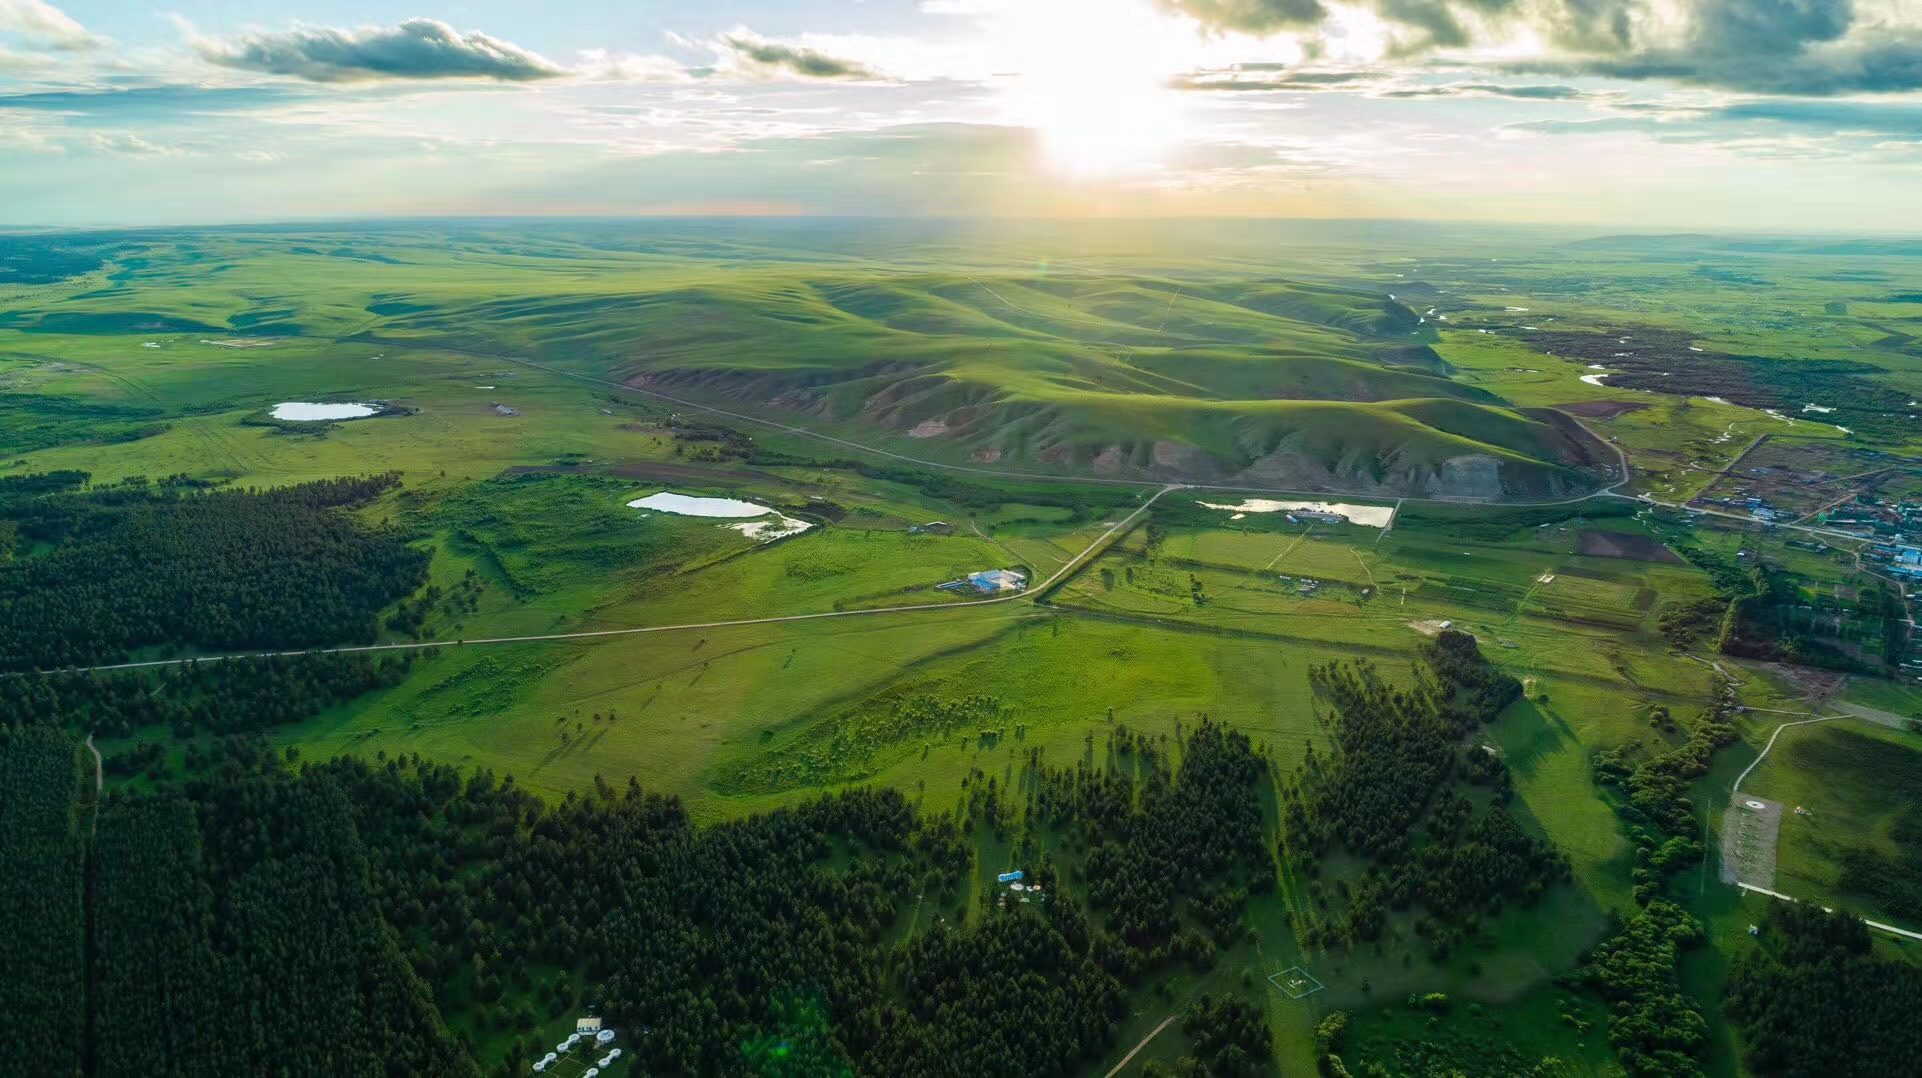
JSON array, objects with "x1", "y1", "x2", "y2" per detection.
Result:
[
  {"x1": 352, "y1": 267, "x2": 1604, "y2": 496},
  {"x1": 0, "y1": 226, "x2": 1611, "y2": 498}
]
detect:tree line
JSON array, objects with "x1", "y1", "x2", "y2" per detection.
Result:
[
  {"x1": 1281, "y1": 633, "x2": 1568, "y2": 955},
  {"x1": 1571, "y1": 900, "x2": 1708, "y2": 1078},
  {"x1": 1575, "y1": 676, "x2": 1743, "y2": 1077},
  {"x1": 0, "y1": 727, "x2": 89, "y2": 1076},
  {"x1": 0, "y1": 472, "x2": 428, "y2": 671},
  {"x1": 1025, "y1": 721, "x2": 1273, "y2": 977},
  {"x1": 1, "y1": 727, "x2": 1287, "y2": 1077},
  {"x1": 0, "y1": 652, "x2": 411, "y2": 742},
  {"x1": 1724, "y1": 901, "x2": 1922, "y2": 1076}
]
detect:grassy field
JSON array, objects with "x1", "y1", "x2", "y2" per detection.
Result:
[
  {"x1": 1742, "y1": 719, "x2": 1922, "y2": 927},
  {"x1": 0, "y1": 227, "x2": 1622, "y2": 499},
  {"x1": 9, "y1": 220, "x2": 1922, "y2": 1076}
]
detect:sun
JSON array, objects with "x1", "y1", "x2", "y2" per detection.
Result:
[{"x1": 992, "y1": 0, "x2": 1194, "y2": 177}]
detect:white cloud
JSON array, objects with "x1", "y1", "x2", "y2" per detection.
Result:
[
  {"x1": 572, "y1": 49, "x2": 692, "y2": 83},
  {"x1": 88, "y1": 131, "x2": 179, "y2": 156},
  {"x1": 0, "y1": 0, "x2": 99, "y2": 50},
  {"x1": 0, "y1": 40, "x2": 51, "y2": 70}
]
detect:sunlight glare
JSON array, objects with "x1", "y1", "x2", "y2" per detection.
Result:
[{"x1": 993, "y1": 0, "x2": 1193, "y2": 177}]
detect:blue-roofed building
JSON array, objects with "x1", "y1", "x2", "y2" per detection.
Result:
[{"x1": 968, "y1": 569, "x2": 1028, "y2": 593}]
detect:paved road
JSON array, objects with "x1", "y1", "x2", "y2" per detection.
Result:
[
  {"x1": 1732, "y1": 714, "x2": 1839, "y2": 794},
  {"x1": 14, "y1": 487, "x2": 1176, "y2": 679},
  {"x1": 1830, "y1": 701, "x2": 1918, "y2": 730},
  {"x1": 1737, "y1": 881, "x2": 1922, "y2": 942}
]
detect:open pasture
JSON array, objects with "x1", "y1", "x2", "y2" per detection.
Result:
[{"x1": 1742, "y1": 720, "x2": 1922, "y2": 928}]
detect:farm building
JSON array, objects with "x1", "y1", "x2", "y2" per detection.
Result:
[{"x1": 968, "y1": 569, "x2": 1027, "y2": 592}]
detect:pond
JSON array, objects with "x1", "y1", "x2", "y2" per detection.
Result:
[
  {"x1": 271, "y1": 402, "x2": 379, "y2": 421},
  {"x1": 626, "y1": 491, "x2": 813, "y2": 541},
  {"x1": 1196, "y1": 498, "x2": 1397, "y2": 528}
]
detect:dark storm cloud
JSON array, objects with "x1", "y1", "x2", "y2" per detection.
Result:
[
  {"x1": 193, "y1": 18, "x2": 566, "y2": 83},
  {"x1": 719, "y1": 34, "x2": 878, "y2": 81}
]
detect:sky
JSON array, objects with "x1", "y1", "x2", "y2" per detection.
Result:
[{"x1": 2, "y1": 0, "x2": 1921, "y2": 229}]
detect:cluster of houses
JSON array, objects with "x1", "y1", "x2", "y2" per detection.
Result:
[
  {"x1": 1820, "y1": 495, "x2": 1922, "y2": 538},
  {"x1": 531, "y1": 1018, "x2": 620, "y2": 1075},
  {"x1": 1880, "y1": 545, "x2": 1922, "y2": 580},
  {"x1": 1696, "y1": 487, "x2": 1791, "y2": 522}
]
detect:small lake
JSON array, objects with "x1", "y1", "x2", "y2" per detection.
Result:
[
  {"x1": 1197, "y1": 498, "x2": 1397, "y2": 528},
  {"x1": 271, "y1": 402, "x2": 378, "y2": 421},
  {"x1": 627, "y1": 491, "x2": 813, "y2": 541}
]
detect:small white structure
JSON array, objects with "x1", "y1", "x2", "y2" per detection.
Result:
[
  {"x1": 968, "y1": 569, "x2": 1027, "y2": 593},
  {"x1": 577, "y1": 1016, "x2": 603, "y2": 1034},
  {"x1": 597, "y1": 1029, "x2": 616, "y2": 1045}
]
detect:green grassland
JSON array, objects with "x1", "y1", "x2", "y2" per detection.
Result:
[
  {"x1": 0, "y1": 226, "x2": 1621, "y2": 498},
  {"x1": 1742, "y1": 719, "x2": 1922, "y2": 927},
  {"x1": 6, "y1": 220, "x2": 1922, "y2": 1076}
]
